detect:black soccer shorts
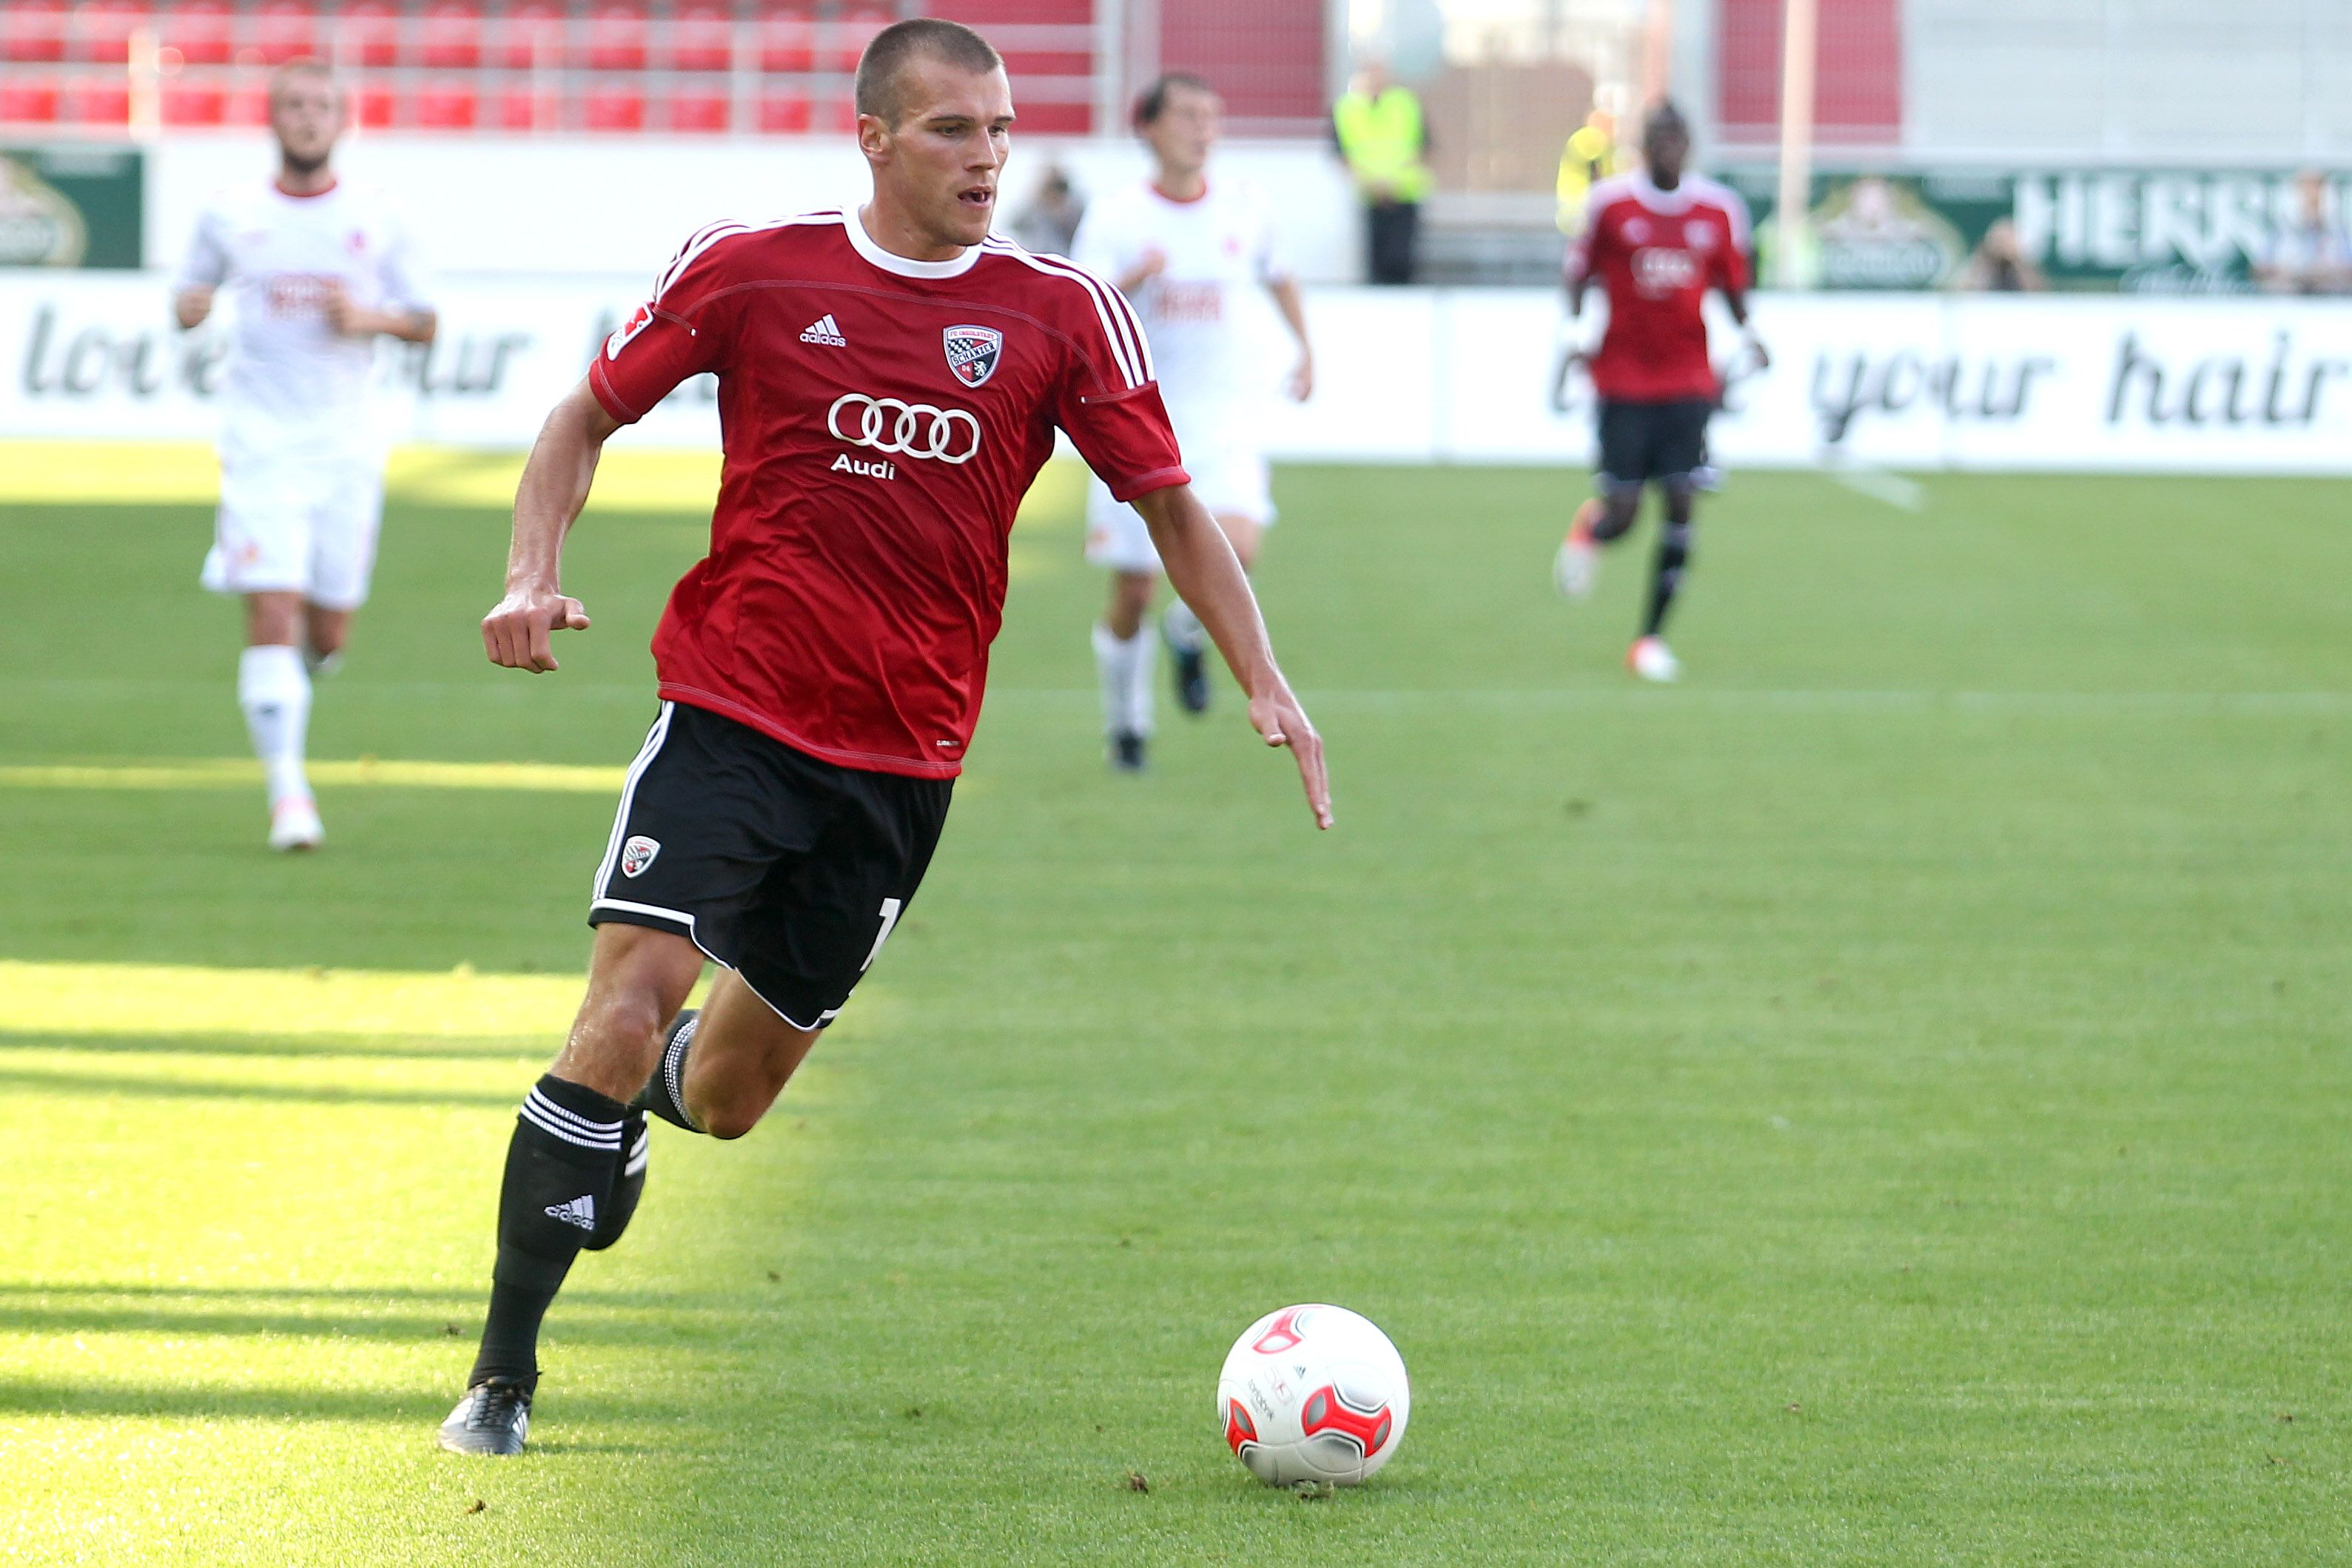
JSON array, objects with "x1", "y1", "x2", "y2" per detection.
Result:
[
  {"x1": 588, "y1": 701, "x2": 952, "y2": 1030},
  {"x1": 1596, "y1": 397, "x2": 1713, "y2": 488}
]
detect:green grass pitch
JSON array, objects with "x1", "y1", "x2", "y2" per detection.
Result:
[{"x1": 2, "y1": 461, "x2": 2349, "y2": 1564}]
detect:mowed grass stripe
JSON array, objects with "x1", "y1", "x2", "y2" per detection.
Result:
[
  {"x1": 0, "y1": 758, "x2": 626, "y2": 791},
  {"x1": 0, "y1": 960, "x2": 582, "y2": 1040}
]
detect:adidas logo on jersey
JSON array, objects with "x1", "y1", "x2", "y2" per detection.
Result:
[
  {"x1": 543, "y1": 1194, "x2": 597, "y2": 1231},
  {"x1": 799, "y1": 313, "x2": 847, "y2": 347}
]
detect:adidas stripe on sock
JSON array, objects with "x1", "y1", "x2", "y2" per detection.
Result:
[{"x1": 520, "y1": 1084, "x2": 625, "y2": 1152}]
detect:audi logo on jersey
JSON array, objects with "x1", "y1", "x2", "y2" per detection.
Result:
[
  {"x1": 827, "y1": 394, "x2": 982, "y2": 464},
  {"x1": 1631, "y1": 246, "x2": 1703, "y2": 297}
]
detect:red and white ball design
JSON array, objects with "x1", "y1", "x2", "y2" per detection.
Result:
[{"x1": 1217, "y1": 1304, "x2": 1411, "y2": 1486}]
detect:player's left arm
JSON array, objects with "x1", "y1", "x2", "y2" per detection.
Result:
[
  {"x1": 1266, "y1": 275, "x2": 1314, "y2": 402},
  {"x1": 323, "y1": 289, "x2": 437, "y2": 343},
  {"x1": 1714, "y1": 196, "x2": 1768, "y2": 368},
  {"x1": 1132, "y1": 482, "x2": 1331, "y2": 830},
  {"x1": 329, "y1": 211, "x2": 439, "y2": 343}
]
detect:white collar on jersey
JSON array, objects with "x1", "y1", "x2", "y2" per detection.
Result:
[
  {"x1": 841, "y1": 206, "x2": 981, "y2": 278},
  {"x1": 1628, "y1": 171, "x2": 1701, "y2": 214}
]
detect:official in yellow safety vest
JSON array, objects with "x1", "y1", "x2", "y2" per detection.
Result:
[
  {"x1": 1556, "y1": 110, "x2": 1622, "y2": 235},
  {"x1": 1331, "y1": 61, "x2": 1431, "y2": 285}
]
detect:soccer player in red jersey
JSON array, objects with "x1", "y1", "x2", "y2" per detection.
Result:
[
  {"x1": 1553, "y1": 103, "x2": 1766, "y2": 682},
  {"x1": 439, "y1": 18, "x2": 1330, "y2": 1456}
]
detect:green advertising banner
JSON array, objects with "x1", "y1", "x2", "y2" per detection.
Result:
[
  {"x1": 0, "y1": 146, "x2": 144, "y2": 269},
  {"x1": 1722, "y1": 168, "x2": 2343, "y2": 294}
]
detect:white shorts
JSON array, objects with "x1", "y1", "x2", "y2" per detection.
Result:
[
  {"x1": 200, "y1": 446, "x2": 386, "y2": 610},
  {"x1": 1083, "y1": 438, "x2": 1275, "y2": 573}
]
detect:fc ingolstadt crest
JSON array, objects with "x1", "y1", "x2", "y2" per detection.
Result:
[{"x1": 943, "y1": 324, "x2": 1003, "y2": 388}]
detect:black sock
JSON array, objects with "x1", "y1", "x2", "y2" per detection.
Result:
[
  {"x1": 467, "y1": 1074, "x2": 627, "y2": 1387},
  {"x1": 1643, "y1": 518, "x2": 1693, "y2": 636},
  {"x1": 631, "y1": 1010, "x2": 704, "y2": 1133}
]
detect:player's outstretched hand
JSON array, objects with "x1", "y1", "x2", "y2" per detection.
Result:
[
  {"x1": 1287, "y1": 350, "x2": 1315, "y2": 403},
  {"x1": 482, "y1": 585, "x2": 591, "y2": 673},
  {"x1": 1250, "y1": 681, "x2": 1333, "y2": 831},
  {"x1": 1550, "y1": 346, "x2": 1589, "y2": 414}
]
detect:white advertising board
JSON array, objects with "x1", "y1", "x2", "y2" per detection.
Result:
[{"x1": 7, "y1": 273, "x2": 2352, "y2": 475}]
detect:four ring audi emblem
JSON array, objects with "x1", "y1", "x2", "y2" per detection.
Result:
[{"x1": 827, "y1": 393, "x2": 982, "y2": 464}]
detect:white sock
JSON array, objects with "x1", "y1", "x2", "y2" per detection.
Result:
[
  {"x1": 1091, "y1": 622, "x2": 1154, "y2": 738},
  {"x1": 1163, "y1": 598, "x2": 1205, "y2": 656},
  {"x1": 238, "y1": 644, "x2": 312, "y2": 808}
]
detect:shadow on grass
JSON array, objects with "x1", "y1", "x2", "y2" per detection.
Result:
[
  {"x1": 0, "y1": 1029, "x2": 545, "y2": 1063},
  {"x1": 0, "y1": 1281, "x2": 753, "y2": 1348},
  {"x1": 0, "y1": 1066, "x2": 519, "y2": 1110},
  {"x1": 0, "y1": 1281, "x2": 676, "y2": 1308},
  {"x1": 0, "y1": 1379, "x2": 448, "y2": 1424},
  {"x1": 0, "y1": 1379, "x2": 671, "y2": 1445},
  {"x1": 0, "y1": 1302, "x2": 688, "y2": 1347}
]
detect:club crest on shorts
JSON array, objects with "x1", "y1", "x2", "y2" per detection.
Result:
[
  {"x1": 620, "y1": 835, "x2": 661, "y2": 878},
  {"x1": 943, "y1": 325, "x2": 1003, "y2": 388}
]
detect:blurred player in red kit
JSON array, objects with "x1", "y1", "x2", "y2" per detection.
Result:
[{"x1": 1553, "y1": 102, "x2": 1765, "y2": 682}]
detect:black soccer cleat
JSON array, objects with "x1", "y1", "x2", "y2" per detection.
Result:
[
  {"x1": 1110, "y1": 731, "x2": 1148, "y2": 773},
  {"x1": 438, "y1": 1376, "x2": 533, "y2": 1456},
  {"x1": 1169, "y1": 643, "x2": 1211, "y2": 715},
  {"x1": 583, "y1": 1112, "x2": 648, "y2": 1252}
]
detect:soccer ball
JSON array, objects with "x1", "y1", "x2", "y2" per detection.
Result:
[{"x1": 1217, "y1": 1304, "x2": 1410, "y2": 1486}]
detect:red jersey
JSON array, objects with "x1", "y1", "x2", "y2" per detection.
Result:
[
  {"x1": 1565, "y1": 172, "x2": 1752, "y2": 403},
  {"x1": 590, "y1": 209, "x2": 1188, "y2": 778}
]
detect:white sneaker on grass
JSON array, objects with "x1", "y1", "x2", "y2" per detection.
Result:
[
  {"x1": 1553, "y1": 498, "x2": 1602, "y2": 599},
  {"x1": 1626, "y1": 636, "x2": 1680, "y2": 683},
  {"x1": 268, "y1": 795, "x2": 323, "y2": 852}
]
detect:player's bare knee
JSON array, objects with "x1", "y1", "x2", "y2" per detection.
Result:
[
  {"x1": 1661, "y1": 482, "x2": 1696, "y2": 526},
  {"x1": 243, "y1": 592, "x2": 303, "y2": 647},
  {"x1": 1106, "y1": 572, "x2": 1155, "y2": 638},
  {"x1": 1593, "y1": 490, "x2": 1642, "y2": 543},
  {"x1": 699, "y1": 1100, "x2": 762, "y2": 1140}
]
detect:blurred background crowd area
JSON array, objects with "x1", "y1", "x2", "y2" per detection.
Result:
[{"x1": 3, "y1": 0, "x2": 2351, "y2": 292}]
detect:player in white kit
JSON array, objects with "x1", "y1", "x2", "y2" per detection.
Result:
[
  {"x1": 1071, "y1": 73, "x2": 1313, "y2": 770},
  {"x1": 173, "y1": 61, "x2": 435, "y2": 849}
]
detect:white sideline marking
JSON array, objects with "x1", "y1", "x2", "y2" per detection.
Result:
[{"x1": 1825, "y1": 464, "x2": 1927, "y2": 511}]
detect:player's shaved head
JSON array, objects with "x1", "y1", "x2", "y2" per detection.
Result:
[
  {"x1": 1643, "y1": 100, "x2": 1690, "y2": 188},
  {"x1": 856, "y1": 18, "x2": 1004, "y2": 127}
]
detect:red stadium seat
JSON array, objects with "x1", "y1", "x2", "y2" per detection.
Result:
[
  {"x1": 352, "y1": 81, "x2": 397, "y2": 126},
  {"x1": 1015, "y1": 101, "x2": 1090, "y2": 135},
  {"x1": 756, "y1": 4, "x2": 813, "y2": 73},
  {"x1": 61, "y1": 75, "x2": 132, "y2": 125},
  {"x1": 418, "y1": 1, "x2": 483, "y2": 69},
  {"x1": 585, "y1": 2, "x2": 648, "y2": 71},
  {"x1": 756, "y1": 90, "x2": 808, "y2": 132},
  {"x1": 500, "y1": 0, "x2": 567, "y2": 70},
  {"x1": 337, "y1": 0, "x2": 403, "y2": 68},
  {"x1": 668, "y1": 88, "x2": 730, "y2": 132},
  {"x1": 162, "y1": 80, "x2": 227, "y2": 124},
  {"x1": 414, "y1": 80, "x2": 479, "y2": 128},
  {"x1": 2, "y1": 3, "x2": 69, "y2": 65},
  {"x1": 669, "y1": 1, "x2": 733, "y2": 72},
  {"x1": 825, "y1": 4, "x2": 890, "y2": 73},
  {"x1": 0, "y1": 78, "x2": 63, "y2": 123},
  {"x1": 74, "y1": 1, "x2": 149, "y2": 64},
  {"x1": 495, "y1": 84, "x2": 548, "y2": 129},
  {"x1": 161, "y1": 1, "x2": 235, "y2": 66},
  {"x1": 582, "y1": 83, "x2": 645, "y2": 130},
  {"x1": 250, "y1": 0, "x2": 319, "y2": 64},
  {"x1": 226, "y1": 82, "x2": 269, "y2": 123}
]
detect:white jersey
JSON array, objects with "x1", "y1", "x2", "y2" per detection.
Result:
[
  {"x1": 175, "y1": 178, "x2": 429, "y2": 454},
  {"x1": 1070, "y1": 177, "x2": 1287, "y2": 431}
]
